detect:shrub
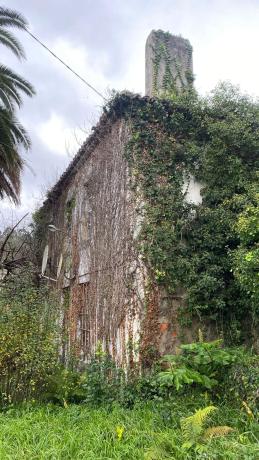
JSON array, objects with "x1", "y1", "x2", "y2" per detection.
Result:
[
  {"x1": 120, "y1": 371, "x2": 170, "y2": 407},
  {"x1": 0, "y1": 271, "x2": 60, "y2": 406},
  {"x1": 82, "y1": 343, "x2": 125, "y2": 407},
  {"x1": 42, "y1": 367, "x2": 87, "y2": 406},
  {"x1": 224, "y1": 353, "x2": 259, "y2": 419},
  {"x1": 156, "y1": 338, "x2": 240, "y2": 392}
]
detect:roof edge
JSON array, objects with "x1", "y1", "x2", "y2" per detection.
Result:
[
  {"x1": 41, "y1": 91, "x2": 178, "y2": 207},
  {"x1": 42, "y1": 92, "x2": 143, "y2": 205}
]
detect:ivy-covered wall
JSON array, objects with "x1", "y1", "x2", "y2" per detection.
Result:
[
  {"x1": 34, "y1": 117, "x2": 147, "y2": 367},
  {"x1": 36, "y1": 83, "x2": 258, "y2": 368},
  {"x1": 107, "y1": 84, "x2": 258, "y2": 346}
]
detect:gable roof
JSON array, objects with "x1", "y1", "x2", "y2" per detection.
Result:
[
  {"x1": 42, "y1": 91, "x2": 178, "y2": 205},
  {"x1": 43, "y1": 92, "x2": 145, "y2": 204}
]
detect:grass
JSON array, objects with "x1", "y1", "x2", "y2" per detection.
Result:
[{"x1": 0, "y1": 398, "x2": 258, "y2": 459}]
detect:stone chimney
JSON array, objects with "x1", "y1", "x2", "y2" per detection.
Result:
[{"x1": 145, "y1": 30, "x2": 193, "y2": 96}]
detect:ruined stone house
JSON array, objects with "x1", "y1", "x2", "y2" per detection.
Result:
[{"x1": 38, "y1": 30, "x2": 202, "y2": 367}]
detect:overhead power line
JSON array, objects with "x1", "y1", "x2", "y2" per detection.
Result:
[{"x1": 25, "y1": 28, "x2": 107, "y2": 101}]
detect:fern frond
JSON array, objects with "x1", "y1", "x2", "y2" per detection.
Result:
[
  {"x1": 192, "y1": 406, "x2": 217, "y2": 426},
  {"x1": 181, "y1": 406, "x2": 217, "y2": 442},
  {"x1": 183, "y1": 406, "x2": 217, "y2": 431},
  {"x1": 144, "y1": 446, "x2": 168, "y2": 460},
  {"x1": 203, "y1": 425, "x2": 234, "y2": 440}
]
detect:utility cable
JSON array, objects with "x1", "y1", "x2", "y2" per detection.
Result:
[{"x1": 25, "y1": 28, "x2": 107, "y2": 101}]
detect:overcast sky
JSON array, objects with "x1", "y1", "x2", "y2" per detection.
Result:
[{"x1": 1, "y1": 0, "x2": 259, "y2": 226}]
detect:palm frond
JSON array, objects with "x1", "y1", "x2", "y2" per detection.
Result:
[
  {"x1": 0, "y1": 78, "x2": 22, "y2": 109},
  {"x1": 10, "y1": 119, "x2": 31, "y2": 149},
  {"x1": 0, "y1": 107, "x2": 29, "y2": 204},
  {"x1": 0, "y1": 27, "x2": 25, "y2": 59},
  {"x1": 0, "y1": 107, "x2": 30, "y2": 148},
  {"x1": 0, "y1": 65, "x2": 35, "y2": 97},
  {"x1": 0, "y1": 86, "x2": 14, "y2": 111},
  {"x1": 0, "y1": 7, "x2": 33, "y2": 205},
  {"x1": 0, "y1": 65, "x2": 35, "y2": 110},
  {"x1": 0, "y1": 7, "x2": 27, "y2": 29},
  {"x1": 0, "y1": 170, "x2": 20, "y2": 204}
]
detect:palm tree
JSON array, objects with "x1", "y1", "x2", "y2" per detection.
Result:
[
  {"x1": 0, "y1": 107, "x2": 30, "y2": 204},
  {"x1": 0, "y1": 7, "x2": 35, "y2": 204}
]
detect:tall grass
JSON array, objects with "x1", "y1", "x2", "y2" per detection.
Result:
[{"x1": 0, "y1": 400, "x2": 258, "y2": 459}]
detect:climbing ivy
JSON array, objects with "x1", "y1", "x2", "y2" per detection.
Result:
[
  {"x1": 151, "y1": 30, "x2": 193, "y2": 95},
  {"x1": 105, "y1": 83, "x2": 258, "y2": 343},
  {"x1": 232, "y1": 183, "x2": 259, "y2": 315},
  {"x1": 32, "y1": 205, "x2": 52, "y2": 264}
]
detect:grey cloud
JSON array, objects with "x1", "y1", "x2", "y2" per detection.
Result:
[{"x1": 6, "y1": 0, "x2": 144, "y2": 78}]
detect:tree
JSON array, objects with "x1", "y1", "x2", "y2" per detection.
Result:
[
  {"x1": 0, "y1": 212, "x2": 33, "y2": 282},
  {"x1": 0, "y1": 108, "x2": 30, "y2": 203},
  {"x1": 0, "y1": 7, "x2": 35, "y2": 204}
]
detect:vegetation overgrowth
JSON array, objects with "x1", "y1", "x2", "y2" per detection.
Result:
[
  {"x1": 0, "y1": 271, "x2": 60, "y2": 406},
  {"x1": 0, "y1": 398, "x2": 258, "y2": 459},
  {"x1": 0, "y1": 26, "x2": 258, "y2": 454},
  {"x1": 106, "y1": 83, "x2": 259, "y2": 343},
  {"x1": 0, "y1": 273, "x2": 258, "y2": 458}
]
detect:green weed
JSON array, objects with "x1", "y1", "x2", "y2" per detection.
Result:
[{"x1": 0, "y1": 399, "x2": 257, "y2": 459}]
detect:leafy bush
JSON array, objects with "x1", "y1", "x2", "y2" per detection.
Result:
[
  {"x1": 121, "y1": 83, "x2": 259, "y2": 338},
  {"x1": 157, "y1": 338, "x2": 240, "y2": 391},
  {"x1": 223, "y1": 353, "x2": 259, "y2": 419},
  {"x1": 0, "y1": 271, "x2": 60, "y2": 406},
  {"x1": 81, "y1": 343, "x2": 125, "y2": 407},
  {"x1": 42, "y1": 367, "x2": 87, "y2": 406},
  {"x1": 41, "y1": 353, "x2": 160, "y2": 408},
  {"x1": 232, "y1": 185, "x2": 259, "y2": 317},
  {"x1": 120, "y1": 372, "x2": 170, "y2": 407}
]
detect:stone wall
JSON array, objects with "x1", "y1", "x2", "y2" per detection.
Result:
[
  {"x1": 39, "y1": 95, "x2": 204, "y2": 369},
  {"x1": 42, "y1": 118, "x2": 149, "y2": 367}
]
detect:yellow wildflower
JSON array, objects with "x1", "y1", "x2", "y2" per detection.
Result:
[{"x1": 116, "y1": 426, "x2": 124, "y2": 441}]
